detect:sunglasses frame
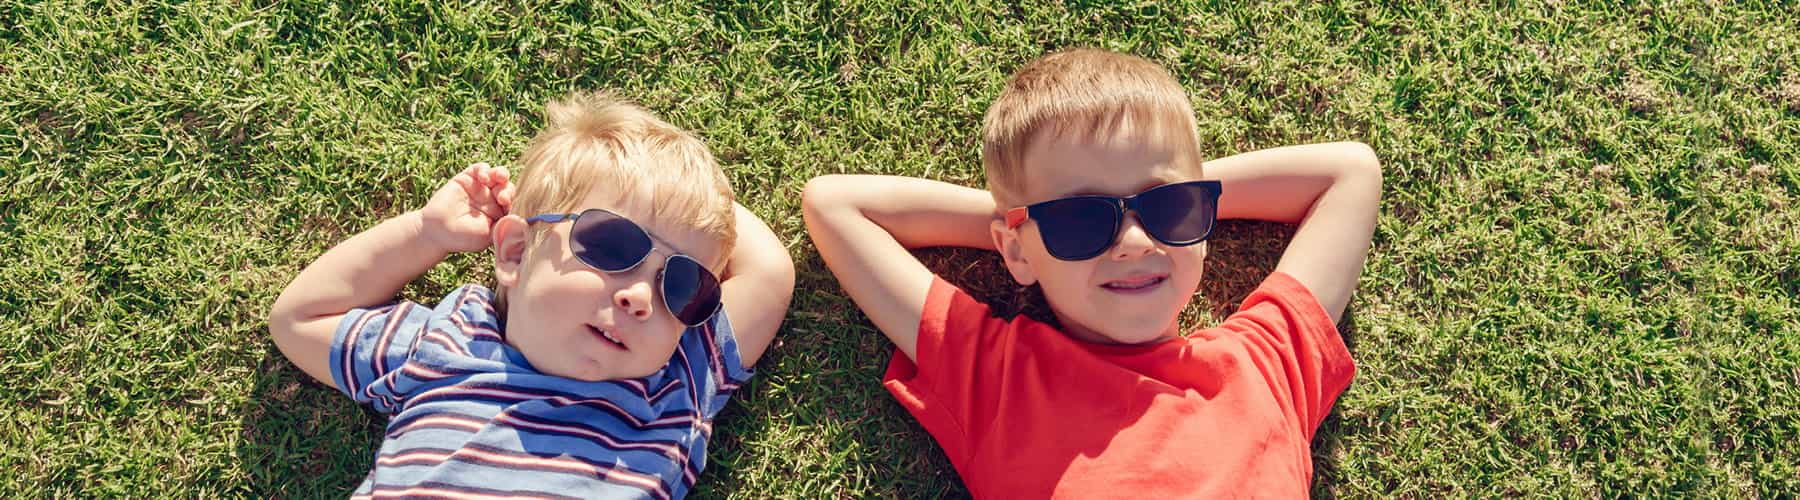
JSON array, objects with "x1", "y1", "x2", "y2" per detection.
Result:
[
  {"x1": 1004, "y1": 180, "x2": 1223, "y2": 261},
  {"x1": 525, "y1": 208, "x2": 722, "y2": 327}
]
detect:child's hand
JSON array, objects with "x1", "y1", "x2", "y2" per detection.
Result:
[{"x1": 420, "y1": 163, "x2": 515, "y2": 253}]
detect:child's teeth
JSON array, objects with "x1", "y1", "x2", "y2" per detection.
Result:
[{"x1": 1110, "y1": 277, "x2": 1161, "y2": 288}]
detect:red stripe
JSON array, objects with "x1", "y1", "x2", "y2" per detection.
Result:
[
  {"x1": 374, "y1": 447, "x2": 669, "y2": 500},
  {"x1": 700, "y1": 321, "x2": 731, "y2": 392},
  {"x1": 401, "y1": 385, "x2": 697, "y2": 429},
  {"x1": 363, "y1": 483, "x2": 573, "y2": 500},
  {"x1": 449, "y1": 313, "x2": 503, "y2": 342},
  {"x1": 373, "y1": 303, "x2": 413, "y2": 378},
  {"x1": 423, "y1": 329, "x2": 469, "y2": 356},
  {"x1": 389, "y1": 413, "x2": 683, "y2": 459},
  {"x1": 338, "y1": 306, "x2": 385, "y2": 393}
]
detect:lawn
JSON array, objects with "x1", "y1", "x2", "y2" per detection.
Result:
[{"x1": 3, "y1": 0, "x2": 1797, "y2": 497}]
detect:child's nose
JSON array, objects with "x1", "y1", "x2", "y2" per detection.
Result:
[
  {"x1": 1110, "y1": 217, "x2": 1157, "y2": 260},
  {"x1": 612, "y1": 280, "x2": 656, "y2": 321}
]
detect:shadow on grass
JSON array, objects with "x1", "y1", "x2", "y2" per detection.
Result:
[{"x1": 235, "y1": 350, "x2": 385, "y2": 496}]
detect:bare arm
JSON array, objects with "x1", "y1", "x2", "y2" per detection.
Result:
[
  {"x1": 800, "y1": 175, "x2": 995, "y2": 360},
  {"x1": 267, "y1": 164, "x2": 514, "y2": 389},
  {"x1": 717, "y1": 203, "x2": 796, "y2": 368},
  {"x1": 1204, "y1": 142, "x2": 1383, "y2": 324}
]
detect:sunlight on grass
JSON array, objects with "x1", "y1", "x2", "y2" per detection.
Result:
[{"x1": 1, "y1": 0, "x2": 1795, "y2": 497}]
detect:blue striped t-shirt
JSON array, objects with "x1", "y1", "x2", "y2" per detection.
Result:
[{"x1": 329, "y1": 284, "x2": 752, "y2": 499}]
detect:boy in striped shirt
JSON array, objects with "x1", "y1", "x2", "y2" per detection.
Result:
[{"x1": 268, "y1": 91, "x2": 795, "y2": 499}]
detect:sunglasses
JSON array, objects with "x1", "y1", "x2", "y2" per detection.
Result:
[
  {"x1": 525, "y1": 208, "x2": 722, "y2": 327},
  {"x1": 1004, "y1": 180, "x2": 1223, "y2": 261}
]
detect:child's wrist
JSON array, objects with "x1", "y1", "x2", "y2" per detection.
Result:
[{"x1": 400, "y1": 210, "x2": 458, "y2": 258}]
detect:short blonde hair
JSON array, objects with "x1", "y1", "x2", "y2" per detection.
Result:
[
  {"x1": 500, "y1": 91, "x2": 735, "y2": 305},
  {"x1": 981, "y1": 48, "x2": 1203, "y2": 206}
]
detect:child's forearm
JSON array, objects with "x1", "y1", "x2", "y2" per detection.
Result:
[
  {"x1": 270, "y1": 211, "x2": 450, "y2": 328},
  {"x1": 1207, "y1": 142, "x2": 1381, "y2": 223},
  {"x1": 830, "y1": 175, "x2": 996, "y2": 250},
  {"x1": 718, "y1": 203, "x2": 796, "y2": 367}
]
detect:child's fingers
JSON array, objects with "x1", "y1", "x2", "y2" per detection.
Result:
[
  {"x1": 474, "y1": 165, "x2": 513, "y2": 216},
  {"x1": 474, "y1": 195, "x2": 506, "y2": 221},
  {"x1": 461, "y1": 163, "x2": 492, "y2": 192},
  {"x1": 495, "y1": 183, "x2": 516, "y2": 211},
  {"x1": 451, "y1": 171, "x2": 477, "y2": 196},
  {"x1": 467, "y1": 178, "x2": 508, "y2": 221}
]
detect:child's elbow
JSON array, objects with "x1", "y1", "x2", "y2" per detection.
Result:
[
  {"x1": 800, "y1": 175, "x2": 857, "y2": 220},
  {"x1": 1343, "y1": 141, "x2": 1382, "y2": 178},
  {"x1": 266, "y1": 286, "x2": 321, "y2": 347},
  {"x1": 266, "y1": 294, "x2": 300, "y2": 343},
  {"x1": 1341, "y1": 141, "x2": 1383, "y2": 194}
]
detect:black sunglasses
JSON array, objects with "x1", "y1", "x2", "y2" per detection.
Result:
[
  {"x1": 1004, "y1": 180, "x2": 1223, "y2": 261},
  {"x1": 525, "y1": 208, "x2": 722, "y2": 327}
]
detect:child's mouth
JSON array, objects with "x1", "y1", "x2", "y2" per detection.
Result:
[
  {"x1": 1101, "y1": 275, "x2": 1167, "y2": 294},
  {"x1": 588, "y1": 325, "x2": 628, "y2": 350}
]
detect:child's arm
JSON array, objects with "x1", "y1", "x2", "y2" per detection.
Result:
[
  {"x1": 267, "y1": 164, "x2": 515, "y2": 389},
  {"x1": 1204, "y1": 142, "x2": 1383, "y2": 324},
  {"x1": 717, "y1": 203, "x2": 796, "y2": 368},
  {"x1": 801, "y1": 175, "x2": 996, "y2": 360}
]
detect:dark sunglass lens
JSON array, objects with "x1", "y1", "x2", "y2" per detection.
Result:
[
  {"x1": 1135, "y1": 182, "x2": 1219, "y2": 245},
  {"x1": 660, "y1": 255, "x2": 722, "y2": 326},
  {"x1": 1034, "y1": 197, "x2": 1120, "y2": 260},
  {"x1": 570, "y1": 210, "x2": 653, "y2": 271}
]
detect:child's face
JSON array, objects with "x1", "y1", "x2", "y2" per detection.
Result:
[
  {"x1": 996, "y1": 125, "x2": 1207, "y2": 345},
  {"x1": 497, "y1": 184, "x2": 725, "y2": 382}
]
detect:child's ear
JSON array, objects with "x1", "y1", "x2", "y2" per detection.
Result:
[
  {"x1": 492, "y1": 214, "x2": 530, "y2": 288},
  {"x1": 990, "y1": 219, "x2": 1038, "y2": 286}
]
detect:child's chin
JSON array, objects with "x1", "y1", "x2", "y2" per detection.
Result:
[{"x1": 1096, "y1": 314, "x2": 1184, "y2": 344}]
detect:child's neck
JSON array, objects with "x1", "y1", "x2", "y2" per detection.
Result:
[{"x1": 1054, "y1": 312, "x2": 1181, "y2": 346}]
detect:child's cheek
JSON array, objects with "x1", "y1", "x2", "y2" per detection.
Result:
[{"x1": 632, "y1": 325, "x2": 686, "y2": 373}]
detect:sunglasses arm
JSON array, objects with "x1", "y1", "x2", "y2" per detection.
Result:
[
  {"x1": 524, "y1": 213, "x2": 578, "y2": 224},
  {"x1": 1004, "y1": 207, "x2": 1028, "y2": 229}
]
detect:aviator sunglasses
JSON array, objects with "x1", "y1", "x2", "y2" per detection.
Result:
[
  {"x1": 1004, "y1": 180, "x2": 1224, "y2": 261},
  {"x1": 526, "y1": 208, "x2": 722, "y2": 327}
]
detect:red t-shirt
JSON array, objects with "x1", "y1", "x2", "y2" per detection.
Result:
[{"x1": 883, "y1": 271, "x2": 1355, "y2": 499}]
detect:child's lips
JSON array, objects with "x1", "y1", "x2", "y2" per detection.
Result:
[
  {"x1": 587, "y1": 324, "x2": 629, "y2": 351},
  {"x1": 1100, "y1": 274, "x2": 1167, "y2": 294}
]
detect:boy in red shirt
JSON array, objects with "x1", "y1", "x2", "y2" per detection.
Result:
[{"x1": 801, "y1": 48, "x2": 1382, "y2": 498}]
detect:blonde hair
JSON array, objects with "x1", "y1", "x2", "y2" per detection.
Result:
[
  {"x1": 499, "y1": 91, "x2": 736, "y2": 308},
  {"x1": 981, "y1": 48, "x2": 1204, "y2": 206}
]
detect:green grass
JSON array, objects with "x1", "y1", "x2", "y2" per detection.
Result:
[{"x1": 3, "y1": 0, "x2": 1798, "y2": 496}]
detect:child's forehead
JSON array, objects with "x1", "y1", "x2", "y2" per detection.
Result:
[
  {"x1": 1017, "y1": 141, "x2": 1200, "y2": 201},
  {"x1": 1018, "y1": 115, "x2": 1202, "y2": 194}
]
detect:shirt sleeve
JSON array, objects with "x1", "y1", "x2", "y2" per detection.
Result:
[
  {"x1": 882, "y1": 275, "x2": 1002, "y2": 466},
  {"x1": 698, "y1": 309, "x2": 754, "y2": 419},
  {"x1": 329, "y1": 300, "x2": 432, "y2": 413},
  {"x1": 1219, "y1": 271, "x2": 1356, "y2": 439}
]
